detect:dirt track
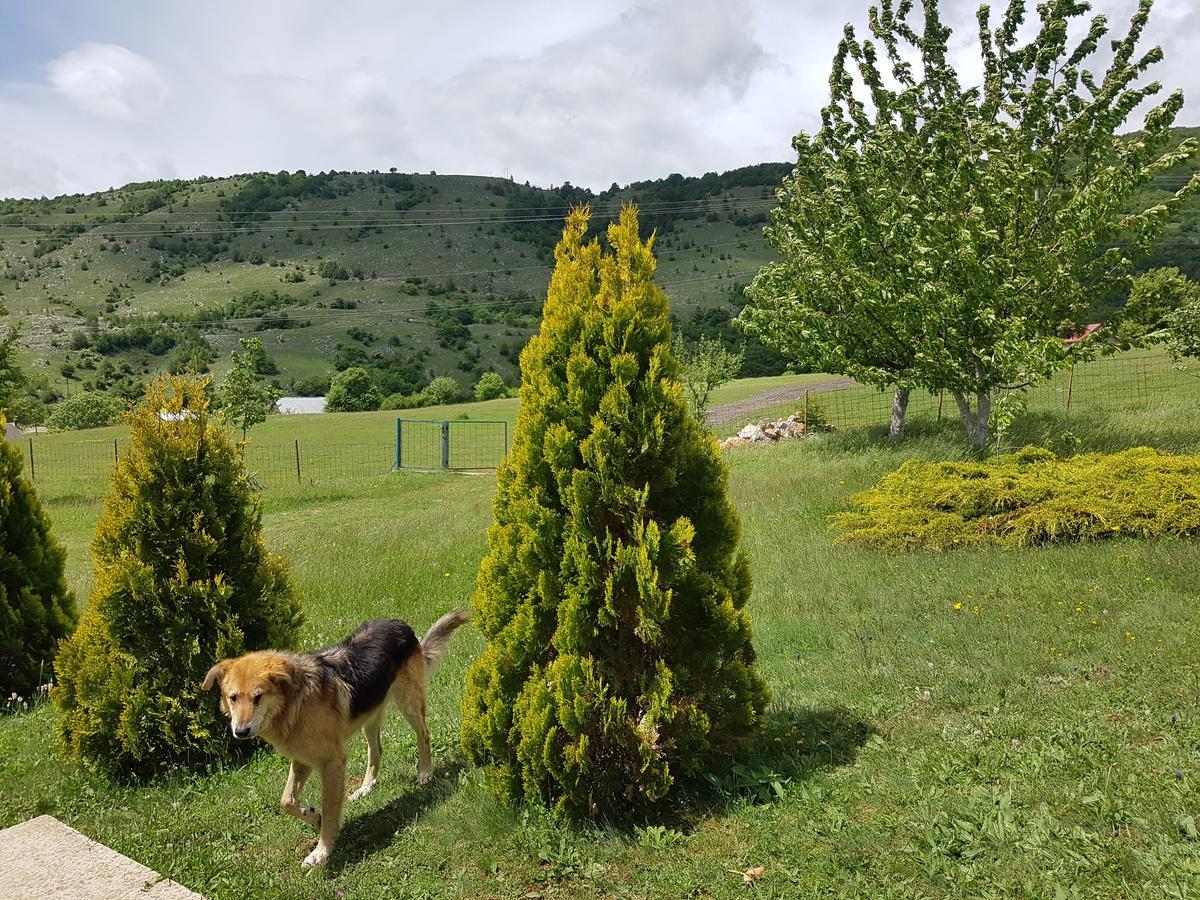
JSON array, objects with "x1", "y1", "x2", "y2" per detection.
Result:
[{"x1": 705, "y1": 377, "x2": 857, "y2": 425}]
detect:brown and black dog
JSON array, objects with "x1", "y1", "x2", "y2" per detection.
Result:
[{"x1": 202, "y1": 611, "x2": 470, "y2": 868}]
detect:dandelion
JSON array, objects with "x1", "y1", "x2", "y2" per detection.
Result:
[
  {"x1": 953, "y1": 602, "x2": 963, "y2": 611},
  {"x1": 1074, "y1": 607, "x2": 1082, "y2": 613},
  {"x1": 443, "y1": 572, "x2": 450, "y2": 577}
]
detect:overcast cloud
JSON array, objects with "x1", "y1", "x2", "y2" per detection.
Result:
[{"x1": 0, "y1": 0, "x2": 1195, "y2": 199}]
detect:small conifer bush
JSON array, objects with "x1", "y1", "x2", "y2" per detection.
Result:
[
  {"x1": 834, "y1": 446, "x2": 1200, "y2": 550},
  {"x1": 54, "y1": 377, "x2": 301, "y2": 777},
  {"x1": 460, "y1": 207, "x2": 769, "y2": 819},
  {"x1": 0, "y1": 437, "x2": 76, "y2": 699}
]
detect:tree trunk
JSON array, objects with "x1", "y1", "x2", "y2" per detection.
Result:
[
  {"x1": 953, "y1": 390, "x2": 992, "y2": 447},
  {"x1": 889, "y1": 387, "x2": 911, "y2": 439}
]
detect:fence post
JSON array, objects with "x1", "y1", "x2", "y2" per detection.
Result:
[
  {"x1": 441, "y1": 421, "x2": 450, "y2": 470},
  {"x1": 28, "y1": 438, "x2": 35, "y2": 480},
  {"x1": 294, "y1": 440, "x2": 302, "y2": 485},
  {"x1": 1066, "y1": 365, "x2": 1075, "y2": 410},
  {"x1": 503, "y1": 420, "x2": 509, "y2": 457},
  {"x1": 113, "y1": 439, "x2": 118, "y2": 464},
  {"x1": 394, "y1": 419, "x2": 403, "y2": 469},
  {"x1": 803, "y1": 391, "x2": 809, "y2": 432},
  {"x1": 937, "y1": 390, "x2": 944, "y2": 422}
]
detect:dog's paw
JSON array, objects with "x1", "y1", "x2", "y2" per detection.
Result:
[
  {"x1": 348, "y1": 782, "x2": 374, "y2": 802},
  {"x1": 416, "y1": 769, "x2": 433, "y2": 786},
  {"x1": 302, "y1": 844, "x2": 330, "y2": 868}
]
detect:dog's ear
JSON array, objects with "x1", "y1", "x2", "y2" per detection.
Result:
[
  {"x1": 202, "y1": 662, "x2": 227, "y2": 691},
  {"x1": 265, "y1": 657, "x2": 294, "y2": 690}
]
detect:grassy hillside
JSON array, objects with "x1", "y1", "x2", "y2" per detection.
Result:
[
  {"x1": 0, "y1": 166, "x2": 788, "y2": 414},
  {"x1": 2, "y1": 128, "x2": 1197, "y2": 420}
]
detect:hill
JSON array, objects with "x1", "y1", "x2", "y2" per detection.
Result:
[
  {"x1": 0, "y1": 164, "x2": 791, "y2": 418},
  {"x1": 1, "y1": 126, "x2": 1197, "y2": 421}
]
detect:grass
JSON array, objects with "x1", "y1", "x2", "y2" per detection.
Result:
[{"x1": 3, "y1": 381, "x2": 1200, "y2": 897}]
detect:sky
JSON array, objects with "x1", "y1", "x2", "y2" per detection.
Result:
[{"x1": 0, "y1": 0, "x2": 1195, "y2": 200}]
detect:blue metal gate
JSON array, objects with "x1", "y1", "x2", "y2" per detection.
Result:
[{"x1": 393, "y1": 418, "x2": 509, "y2": 470}]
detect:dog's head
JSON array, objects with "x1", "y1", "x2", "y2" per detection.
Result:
[{"x1": 202, "y1": 653, "x2": 295, "y2": 740}]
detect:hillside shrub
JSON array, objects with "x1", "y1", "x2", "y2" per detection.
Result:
[
  {"x1": 0, "y1": 437, "x2": 76, "y2": 699},
  {"x1": 325, "y1": 366, "x2": 380, "y2": 412},
  {"x1": 834, "y1": 446, "x2": 1200, "y2": 551},
  {"x1": 53, "y1": 377, "x2": 301, "y2": 777},
  {"x1": 421, "y1": 376, "x2": 462, "y2": 406},
  {"x1": 47, "y1": 392, "x2": 123, "y2": 431},
  {"x1": 380, "y1": 391, "x2": 422, "y2": 411},
  {"x1": 473, "y1": 372, "x2": 507, "y2": 401},
  {"x1": 460, "y1": 207, "x2": 769, "y2": 819}
]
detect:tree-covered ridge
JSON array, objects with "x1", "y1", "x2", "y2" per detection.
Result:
[{"x1": 0, "y1": 163, "x2": 789, "y2": 421}]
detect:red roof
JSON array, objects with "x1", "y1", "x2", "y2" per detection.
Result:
[{"x1": 1063, "y1": 323, "x2": 1102, "y2": 346}]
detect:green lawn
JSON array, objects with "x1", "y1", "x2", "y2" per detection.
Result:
[{"x1": 3, "y1": 386, "x2": 1200, "y2": 897}]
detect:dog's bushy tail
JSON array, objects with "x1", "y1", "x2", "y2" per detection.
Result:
[{"x1": 421, "y1": 609, "x2": 471, "y2": 678}]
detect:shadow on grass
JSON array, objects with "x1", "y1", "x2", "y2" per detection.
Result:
[
  {"x1": 326, "y1": 757, "x2": 466, "y2": 873},
  {"x1": 668, "y1": 703, "x2": 874, "y2": 827}
]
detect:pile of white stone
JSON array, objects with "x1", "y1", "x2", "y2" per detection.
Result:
[{"x1": 718, "y1": 414, "x2": 829, "y2": 450}]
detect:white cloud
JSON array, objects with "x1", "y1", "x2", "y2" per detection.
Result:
[
  {"x1": 0, "y1": 1, "x2": 1193, "y2": 199},
  {"x1": 46, "y1": 42, "x2": 168, "y2": 122}
]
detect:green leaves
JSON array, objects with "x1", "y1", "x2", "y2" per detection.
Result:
[
  {"x1": 216, "y1": 337, "x2": 280, "y2": 437},
  {"x1": 742, "y1": 0, "x2": 1198, "y2": 446}
]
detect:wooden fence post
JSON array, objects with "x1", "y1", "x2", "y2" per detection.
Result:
[
  {"x1": 1066, "y1": 365, "x2": 1075, "y2": 410},
  {"x1": 294, "y1": 440, "x2": 302, "y2": 484},
  {"x1": 28, "y1": 438, "x2": 35, "y2": 480}
]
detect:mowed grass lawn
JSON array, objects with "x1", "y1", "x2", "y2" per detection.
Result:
[{"x1": 3, "y1": 396, "x2": 1200, "y2": 896}]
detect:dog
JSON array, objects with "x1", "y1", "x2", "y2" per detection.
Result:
[{"x1": 202, "y1": 610, "x2": 470, "y2": 868}]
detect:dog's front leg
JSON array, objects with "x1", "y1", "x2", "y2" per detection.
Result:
[
  {"x1": 303, "y1": 753, "x2": 346, "y2": 868},
  {"x1": 281, "y1": 761, "x2": 320, "y2": 828}
]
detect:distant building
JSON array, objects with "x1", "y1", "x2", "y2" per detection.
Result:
[
  {"x1": 1064, "y1": 323, "x2": 1102, "y2": 346},
  {"x1": 276, "y1": 396, "x2": 327, "y2": 415}
]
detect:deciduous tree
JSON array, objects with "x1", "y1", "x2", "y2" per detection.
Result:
[{"x1": 741, "y1": 0, "x2": 1199, "y2": 444}]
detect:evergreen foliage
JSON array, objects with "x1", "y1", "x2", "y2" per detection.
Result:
[
  {"x1": 834, "y1": 446, "x2": 1200, "y2": 550},
  {"x1": 0, "y1": 436, "x2": 76, "y2": 698},
  {"x1": 53, "y1": 376, "x2": 301, "y2": 777},
  {"x1": 460, "y1": 206, "x2": 769, "y2": 819}
]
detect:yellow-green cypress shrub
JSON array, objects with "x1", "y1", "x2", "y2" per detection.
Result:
[
  {"x1": 460, "y1": 206, "x2": 769, "y2": 818},
  {"x1": 53, "y1": 376, "x2": 300, "y2": 777},
  {"x1": 0, "y1": 436, "x2": 76, "y2": 699}
]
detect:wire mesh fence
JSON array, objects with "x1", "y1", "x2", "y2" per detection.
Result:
[
  {"x1": 14, "y1": 349, "x2": 1197, "y2": 493},
  {"x1": 710, "y1": 348, "x2": 1200, "y2": 438}
]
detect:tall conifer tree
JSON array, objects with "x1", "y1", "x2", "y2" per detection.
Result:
[
  {"x1": 54, "y1": 376, "x2": 300, "y2": 776},
  {"x1": 461, "y1": 206, "x2": 768, "y2": 818}
]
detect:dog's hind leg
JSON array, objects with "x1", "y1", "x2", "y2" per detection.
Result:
[
  {"x1": 396, "y1": 685, "x2": 432, "y2": 785},
  {"x1": 280, "y1": 761, "x2": 320, "y2": 828},
  {"x1": 303, "y1": 751, "x2": 346, "y2": 868},
  {"x1": 348, "y1": 712, "x2": 383, "y2": 802}
]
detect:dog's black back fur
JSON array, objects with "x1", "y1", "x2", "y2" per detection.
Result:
[{"x1": 314, "y1": 619, "x2": 420, "y2": 719}]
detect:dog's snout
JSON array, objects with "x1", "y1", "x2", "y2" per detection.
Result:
[{"x1": 233, "y1": 724, "x2": 252, "y2": 739}]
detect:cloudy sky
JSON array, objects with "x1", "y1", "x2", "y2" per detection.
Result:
[{"x1": 0, "y1": 0, "x2": 1195, "y2": 199}]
